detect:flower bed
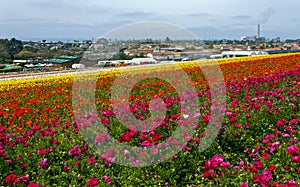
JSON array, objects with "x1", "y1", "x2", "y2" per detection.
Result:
[{"x1": 0, "y1": 53, "x2": 299, "y2": 186}]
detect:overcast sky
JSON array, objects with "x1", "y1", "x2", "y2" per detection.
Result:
[{"x1": 0, "y1": 0, "x2": 299, "y2": 41}]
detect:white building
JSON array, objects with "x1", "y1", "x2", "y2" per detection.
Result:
[
  {"x1": 129, "y1": 58, "x2": 157, "y2": 65},
  {"x1": 72, "y1": 64, "x2": 85, "y2": 69},
  {"x1": 210, "y1": 51, "x2": 268, "y2": 59}
]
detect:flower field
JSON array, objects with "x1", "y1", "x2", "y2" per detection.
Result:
[{"x1": 0, "y1": 53, "x2": 300, "y2": 186}]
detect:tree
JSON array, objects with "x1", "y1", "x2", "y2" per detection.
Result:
[
  {"x1": 17, "y1": 50, "x2": 36, "y2": 59},
  {"x1": 110, "y1": 52, "x2": 132, "y2": 60},
  {"x1": 5, "y1": 38, "x2": 23, "y2": 61},
  {"x1": 0, "y1": 45, "x2": 10, "y2": 63},
  {"x1": 165, "y1": 37, "x2": 172, "y2": 43}
]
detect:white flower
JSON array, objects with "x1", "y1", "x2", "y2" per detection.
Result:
[{"x1": 183, "y1": 114, "x2": 189, "y2": 119}]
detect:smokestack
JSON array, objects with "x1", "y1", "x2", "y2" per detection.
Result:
[{"x1": 257, "y1": 24, "x2": 260, "y2": 39}]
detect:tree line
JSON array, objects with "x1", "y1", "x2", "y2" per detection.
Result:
[{"x1": 0, "y1": 38, "x2": 85, "y2": 64}]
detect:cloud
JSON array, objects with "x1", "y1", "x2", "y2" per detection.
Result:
[
  {"x1": 188, "y1": 26, "x2": 254, "y2": 39},
  {"x1": 230, "y1": 15, "x2": 252, "y2": 19},
  {"x1": 116, "y1": 11, "x2": 157, "y2": 18},
  {"x1": 102, "y1": 22, "x2": 198, "y2": 40},
  {"x1": 0, "y1": 18, "x2": 59, "y2": 23},
  {"x1": 259, "y1": 7, "x2": 275, "y2": 24},
  {"x1": 185, "y1": 13, "x2": 211, "y2": 17}
]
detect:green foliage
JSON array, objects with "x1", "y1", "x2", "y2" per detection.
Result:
[
  {"x1": 5, "y1": 38, "x2": 23, "y2": 60},
  {"x1": 110, "y1": 52, "x2": 133, "y2": 60}
]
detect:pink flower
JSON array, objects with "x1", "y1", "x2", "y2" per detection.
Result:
[
  {"x1": 161, "y1": 156, "x2": 167, "y2": 161},
  {"x1": 262, "y1": 170, "x2": 272, "y2": 181},
  {"x1": 194, "y1": 137, "x2": 200, "y2": 143},
  {"x1": 151, "y1": 149, "x2": 158, "y2": 155},
  {"x1": 289, "y1": 119, "x2": 298, "y2": 125},
  {"x1": 138, "y1": 152, "x2": 147, "y2": 157},
  {"x1": 47, "y1": 148, "x2": 55, "y2": 153},
  {"x1": 68, "y1": 144, "x2": 80, "y2": 156},
  {"x1": 39, "y1": 158, "x2": 49, "y2": 169},
  {"x1": 211, "y1": 154, "x2": 224, "y2": 166},
  {"x1": 285, "y1": 180, "x2": 297, "y2": 186},
  {"x1": 283, "y1": 134, "x2": 290, "y2": 138},
  {"x1": 141, "y1": 140, "x2": 154, "y2": 147},
  {"x1": 220, "y1": 162, "x2": 231, "y2": 169},
  {"x1": 102, "y1": 175, "x2": 113, "y2": 184},
  {"x1": 132, "y1": 160, "x2": 141, "y2": 165},
  {"x1": 245, "y1": 113, "x2": 251, "y2": 118},
  {"x1": 20, "y1": 162, "x2": 27, "y2": 169},
  {"x1": 292, "y1": 155, "x2": 300, "y2": 163},
  {"x1": 64, "y1": 165, "x2": 68, "y2": 172},
  {"x1": 16, "y1": 176, "x2": 30, "y2": 186},
  {"x1": 254, "y1": 159, "x2": 263, "y2": 169},
  {"x1": 286, "y1": 145, "x2": 299, "y2": 156},
  {"x1": 234, "y1": 124, "x2": 242, "y2": 129},
  {"x1": 94, "y1": 132, "x2": 110, "y2": 144},
  {"x1": 88, "y1": 157, "x2": 95, "y2": 165},
  {"x1": 75, "y1": 161, "x2": 80, "y2": 166},
  {"x1": 240, "y1": 182, "x2": 248, "y2": 187},
  {"x1": 265, "y1": 134, "x2": 275, "y2": 139},
  {"x1": 226, "y1": 111, "x2": 232, "y2": 117}
]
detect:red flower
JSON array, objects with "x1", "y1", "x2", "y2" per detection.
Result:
[
  {"x1": 118, "y1": 134, "x2": 130, "y2": 143},
  {"x1": 262, "y1": 152, "x2": 269, "y2": 160},
  {"x1": 202, "y1": 170, "x2": 216, "y2": 179},
  {"x1": 268, "y1": 164, "x2": 277, "y2": 170},
  {"x1": 37, "y1": 148, "x2": 47, "y2": 155},
  {"x1": 151, "y1": 134, "x2": 161, "y2": 143},
  {"x1": 229, "y1": 117, "x2": 237, "y2": 123},
  {"x1": 5, "y1": 174, "x2": 17, "y2": 183},
  {"x1": 28, "y1": 183, "x2": 42, "y2": 187},
  {"x1": 86, "y1": 177, "x2": 99, "y2": 186},
  {"x1": 202, "y1": 115, "x2": 210, "y2": 123}
]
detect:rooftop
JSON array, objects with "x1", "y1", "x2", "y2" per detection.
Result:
[{"x1": 44, "y1": 59, "x2": 73, "y2": 64}]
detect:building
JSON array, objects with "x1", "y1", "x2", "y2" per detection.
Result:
[
  {"x1": 240, "y1": 36, "x2": 256, "y2": 42},
  {"x1": 130, "y1": 58, "x2": 157, "y2": 65},
  {"x1": 44, "y1": 56, "x2": 81, "y2": 68},
  {"x1": 210, "y1": 51, "x2": 268, "y2": 59}
]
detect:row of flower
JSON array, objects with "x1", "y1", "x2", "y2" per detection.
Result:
[{"x1": 0, "y1": 53, "x2": 299, "y2": 186}]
